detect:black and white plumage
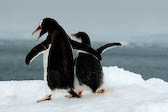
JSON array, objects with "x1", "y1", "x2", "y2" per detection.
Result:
[
  {"x1": 25, "y1": 18, "x2": 101, "y2": 102},
  {"x1": 71, "y1": 32, "x2": 121, "y2": 94}
]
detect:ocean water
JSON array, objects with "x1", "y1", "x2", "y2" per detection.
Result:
[{"x1": 0, "y1": 39, "x2": 168, "y2": 81}]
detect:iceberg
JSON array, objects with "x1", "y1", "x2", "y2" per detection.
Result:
[{"x1": 0, "y1": 66, "x2": 168, "y2": 112}]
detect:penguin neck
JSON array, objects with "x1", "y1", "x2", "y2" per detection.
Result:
[
  {"x1": 81, "y1": 37, "x2": 91, "y2": 47},
  {"x1": 48, "y1": 24, "x2": 68, "y2": 37},
  {"x1": 48, "y1": 30, "x2": 68, "y2": 44}
]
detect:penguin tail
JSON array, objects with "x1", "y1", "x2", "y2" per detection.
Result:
[{"x1": 97, "y1": 42, "x2": 122, "y2": 54}]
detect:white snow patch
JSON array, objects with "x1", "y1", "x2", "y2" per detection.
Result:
[{"x1": 0, "y1": 66, "x2": 168, "y2": 112}]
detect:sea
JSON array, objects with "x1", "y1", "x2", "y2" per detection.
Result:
[{"x1": 0, "y1": 39, "x2": 168, "y2": 81}]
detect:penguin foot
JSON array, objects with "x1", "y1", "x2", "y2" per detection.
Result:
[
  {"x1": 65, "y1": 94, "x2": 73, "y2": 98},
  {"x1": 36, "y1": 95, "x2": 51, "y2": 103},
  {"x1": 65, "y1": 91, "x2": 82, "y2": 98},
  {"x1": 77, "y1": 91, "x2": 83, "y2": 97},
  {"x1": 97, "y1": 89, "x2": 104, "y2": 94},
  {"x1": 67, "y1": 89, "x2": 81, "y2": 98}
]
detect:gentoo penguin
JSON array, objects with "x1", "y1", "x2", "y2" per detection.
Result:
[
  {"x1": 25, "y1": 18, "x2": 101, "y2": 102},
  {"x1": 71, "y1": 32, "x2": 121, "y2": 96}
]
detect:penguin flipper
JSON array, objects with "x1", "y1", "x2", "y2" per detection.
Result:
[
  {"x1": 70, "y1": 39, "x2": 102, "y2": 60},
  {"x1": 25, "y1": 40, "x2": 49, "y2": 65},
  {"x1": 97, "y1": 42, "x2": 122, "y2": 54}
]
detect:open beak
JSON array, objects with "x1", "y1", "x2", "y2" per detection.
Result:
[
  {"x1": 71, "y1": 34, "x2": 76, "y2": 37},
  {"x1": 32, "y1": 26, "x2": 41, "y2": 40}
]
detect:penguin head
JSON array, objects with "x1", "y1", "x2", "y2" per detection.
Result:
[
  {"x1": 71, "y1": 32, "x2": 88, "y2": 39},
  {"x1": 32, "y1": 18, "x2": 59, "y2": 40},
  {"x1": 71, "y1": 32, "x2": 91, "y2": 46}
]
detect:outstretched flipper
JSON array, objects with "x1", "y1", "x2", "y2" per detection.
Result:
[
  {"x1": 69, "y1": 39, "x2": 102, "y2": 60},
  {"x1": 25, "y1": 39, "x2": 50, "y2": 65},
  {"x1": 70, "y1": 32, "x2": 120, "y2": 59},
  {"x1": 97, "y1": 43, "x2": 122, "y2": 54},
  {"x1": 25, "y1": 38, "x2": 101, "y2": 64}
]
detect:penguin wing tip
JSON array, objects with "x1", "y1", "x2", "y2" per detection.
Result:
[
  {"x1": 25, "y1": 57, "x2": 30, "y2": 65},
  {"x1": 114, "y1": 42, "x2": 122, "y2": 46},
  {"x1": 25, "y1": 61, "x2": 30, "y2": 65},
  {"x1": 118, "y1": 43, "x2": 122, "y2": 46}
]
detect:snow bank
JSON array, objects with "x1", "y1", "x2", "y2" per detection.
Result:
[{"x1": 0, "y1": 66, "x2": 168, "y2": 112}]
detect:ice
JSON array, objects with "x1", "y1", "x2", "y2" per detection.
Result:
[{"x1": 0, "y1": 66, "x2": 168, "y2": 112}]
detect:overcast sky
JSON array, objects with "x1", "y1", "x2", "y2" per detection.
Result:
[{"x1": 0, "y1": 0, "x2": 168, "y2": 43}]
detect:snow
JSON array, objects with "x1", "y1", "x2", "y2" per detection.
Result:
[{"x1": 1, "y1": 66, "x2": 168, "y2": 112}]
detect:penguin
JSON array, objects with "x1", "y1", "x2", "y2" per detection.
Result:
[
  {"x1": 25, "y1": 18, "x2": 101, "y2": 102},
  {"x1": 71, "y1": 32, "x2": 121, "y2": 96}
]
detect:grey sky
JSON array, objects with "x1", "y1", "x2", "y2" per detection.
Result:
[{"x1": 0, "y1": 0, "x2": 168, "y2": 43}]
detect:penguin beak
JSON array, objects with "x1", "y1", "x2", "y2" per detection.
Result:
[
  {"x1": 71, "y1": 34, "x2": 76, "y2": 37},
  {"x1": 32, "y1": 26, "x2": 41, "y2": 40},
  {"x1": 71, "y1": 34, "x2": 80, "y2": 39},
  {"x1": 32, "y1": 26, "x2": 47, "y2": 40}
]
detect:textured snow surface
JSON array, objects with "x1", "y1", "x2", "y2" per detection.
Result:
[{"x1": 0, "y1": 66, "x2": 168, "y2": 112}]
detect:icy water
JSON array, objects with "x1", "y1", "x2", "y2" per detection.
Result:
[{"x1": 0, "y1": 39, "x2": 168, "y2": 81}]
